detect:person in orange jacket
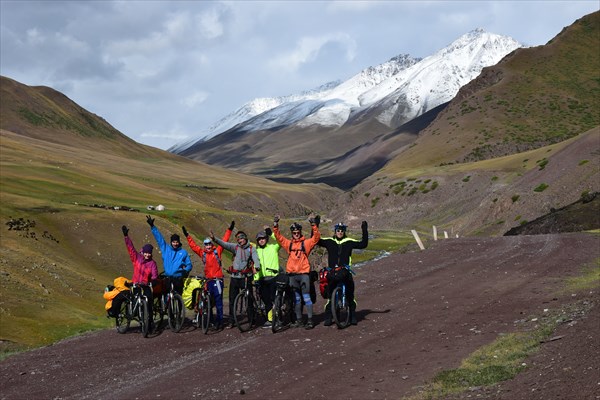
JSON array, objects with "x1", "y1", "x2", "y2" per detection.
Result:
[{"x1": 273, "y1": 214, "x2": 320, "y2": 329}]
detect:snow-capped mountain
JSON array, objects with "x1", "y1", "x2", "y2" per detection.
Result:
[{"x1": 170, "y1": 29, "x2": 522, "y2": 154}]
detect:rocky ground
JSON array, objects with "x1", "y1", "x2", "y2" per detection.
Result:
[{"x1": 0, "y1": 233, "x2": 598, "y2": 400}]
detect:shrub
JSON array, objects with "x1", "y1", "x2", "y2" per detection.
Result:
[
  {"x1": 534, "y1": 183, "x2": 549, "y2": 192},
  {"x1": 578, "y1": 159, "x2": 589, "y2": 166},
  {"x1": 511, "y1": 195, "x2": 520, "y2": 203}
]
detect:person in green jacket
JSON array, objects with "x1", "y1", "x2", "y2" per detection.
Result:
[{"x1": 254, "y1": 226, "x2": 281, "y2": 328}]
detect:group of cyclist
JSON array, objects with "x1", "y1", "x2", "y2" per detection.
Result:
[{"x1": 118, "y1": 212, "x2": 368, "y2": 332}]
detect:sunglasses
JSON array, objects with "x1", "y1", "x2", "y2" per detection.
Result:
[
  {"x1": 203, "y1": 242, "x2": 212, "y2": 246},
  {"x1": 236, "y1": 235, "x2": 247, "y2": 240}
]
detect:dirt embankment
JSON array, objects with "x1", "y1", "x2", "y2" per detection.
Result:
[{"x1": 0, "y1": 233, "x2": 598, "y2": 400}]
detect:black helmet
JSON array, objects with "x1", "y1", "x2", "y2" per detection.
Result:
[
  {"x1": 256, "y1": 231, "x2": 268, "y2": 240},
  {"x1": 334, "y1": 222, "x2": 347, "y2": 232},
  {"x1": 290, "y1": 222, "x2": 302, "y2": 232}
]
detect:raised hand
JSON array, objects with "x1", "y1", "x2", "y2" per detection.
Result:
[
  {"x1": 361, "y1": 221, "x2": 368, "y2": 231},
  {"x1": 229, "y1": 220, "x2": 235, "y2": 231},
  {"x1": 121, "y1": 225, "x2": 129, "y2": 237},
  {"x1": 182, "y1": 226, "x2": 189, "y2": 237},
  {"x1": 146, "y1": 215, "x2": 155, "y2": 227}
]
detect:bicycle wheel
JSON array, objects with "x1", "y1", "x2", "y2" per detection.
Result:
[
  {"x1": 139, "y1": 298, "x2": 151, "y2": 338},
  {"x1": 153, "y1": 296, "x2": 164, "y2": 331},
  {"x1": 193, "y1": 290, "x2": 202, "y2": 329},
  {"x1": 168, "y1": 293, "x2": 185, "y2": 333},
  {"x1": 115, "y1": 299, "x2": 130, "y2": 334},
  {"x1": 201, "y1": 293, "x2": 212, "y2": 334},
  {"x1": 233, "y1": 292, "x2": 253, "y2": 332},
  {"x1": 331, "y1": 286, "x2": 350, "y2": 329}
]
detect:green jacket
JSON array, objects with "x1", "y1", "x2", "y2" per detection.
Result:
[{"x1": 254, "y1": 233, "x2": 281, "y2": 281}]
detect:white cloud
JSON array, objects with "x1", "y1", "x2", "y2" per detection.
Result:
[
  {"x1": 198, "y1": 8, "x2": 225, "y2": 39},
  {"x1": 269, "y1": 33, "x2": 356, "y2": 72},
  {"x1": 181, "y1": 91, "x2": 210, "y2": 108}
]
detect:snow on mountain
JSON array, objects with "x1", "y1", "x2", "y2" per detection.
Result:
[
  {"x1": 357, "y1": 28, "x2": 522, "y2": 126},
  {"x1": 170, "y1": 29, "x2": 522, "y2": 154}
]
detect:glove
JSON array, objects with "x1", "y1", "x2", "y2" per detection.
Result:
[
  {"x1": 314, "y1": 215, "x2": 321, "y2": 227},
  {"x1": 182, "y1": 226, "x2": 189, "y2": 237},
  {"x1": 308, "y1": 216, "x2": 315, "y2": 224},
  {"x1": 265, "y1": 227, "x2": 272, "y2": 237},
  {"x1": 146, "y1": 215, "x2": 155, "y2": 227},
  {"x1": 273, "y1": 215, "x2": 280, "y2": 226},
  {"x1": 121, "y1": 225, "x2": 129, "y2": 237},
  {"x1": 361, "y1": 221, "x2": 368, "y2": 231},
  {"x1": 229, "y1": 220, "x2": 235, "y2": 231}
]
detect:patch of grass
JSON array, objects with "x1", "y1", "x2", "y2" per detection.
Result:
[
  {"x1": 462, "y1": 175, "x2": 471, "y2": 182},
  {"x1": 536, "y1": 158, "x2": 549, "y2": 170},
  {"x1": 511, "y1": 195, "x2": 520, "y2": 203},
  {"x1": 533, "y1": 183, "x2": 549, "y2": 192},
  {"x1": 578, "y1": 159, "x2": 589, "y2": 166},
  {"x1": 561, "y1": 258, "x2": 600, "y2": 294},
  {"x1": 407, "y1": 302, "x2": 591, "y2": 400}
]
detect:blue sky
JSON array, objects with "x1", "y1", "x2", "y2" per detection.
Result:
[{"x1": 1, "y1": 1, "x2": 598, "y2": 150}]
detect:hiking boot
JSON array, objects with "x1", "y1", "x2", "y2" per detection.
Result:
[
  {"x1": 262, "y1": 321, "x2": 272, "y2": 329},
  {"x1": 323, "y1": 319, "x2": 333, "y2": 327},
  {"x1": 227, "y1": 321, "x2": 236, "y2": 329},
  {"x1": 304, "y1": 319, "x2": 315, "y2": 330},
  {"x1": 291, "y1": 320, "x2": 304, "y2": 328}
]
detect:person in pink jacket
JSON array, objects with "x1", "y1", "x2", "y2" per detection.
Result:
[{"x1": 122, "y1": 225, "x2": 159, "y2": 330}]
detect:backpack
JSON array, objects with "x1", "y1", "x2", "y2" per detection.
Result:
[
  {"x1": 202, "y1": 248, "x2": 222, "y2": 267},
  {"x1": 182, "y1": 277, "x2": 202, "y2": 309},
  {"x1": 318, "y1": 268, "x2": 329, "y2": 299},
  {"x1": 231, "y1": 244, "x2": 254, "y2": 273}
]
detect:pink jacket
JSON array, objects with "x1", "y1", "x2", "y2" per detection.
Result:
[{"x1": 125, "y1": 237, "x2": 159, "y2": 284}]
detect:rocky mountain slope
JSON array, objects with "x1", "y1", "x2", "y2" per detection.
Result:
[{"x1": 175, "y1": 29, "x2": 522, "y2": 185}]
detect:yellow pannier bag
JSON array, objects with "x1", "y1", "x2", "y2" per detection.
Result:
[{"x1": 182, "y1": 277, "x2": 202, "y2": 310}]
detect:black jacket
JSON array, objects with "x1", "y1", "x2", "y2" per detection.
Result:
[{"x1": 318, "y1": 225, "x2": 368, "y2": 268}]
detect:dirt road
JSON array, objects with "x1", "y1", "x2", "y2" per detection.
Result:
[{"x1": 1, "y1": 233, "x2": 598, "y2": 400}]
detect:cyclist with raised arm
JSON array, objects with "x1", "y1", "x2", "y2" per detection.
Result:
[
  {"x1": 181, "y1": 221, "x2": 234, "y2": 330},
  {"x1": 121, "y1": 225, "x2": 159, "y2": 330},
  {"x1": 254, "y1": 226, "x2": 281, "y2": 328},
  {"x1": 146, "y1": 215, "x2": 193, "y2": 295},
  {"x1": 318, "y1": 221, "x2": 368, "y2": 326},
  {"x1": 273, "y1": 214, "x2": 320, "y2": 330},
  {"x1": 211, "y1": 226, "x2": 261, "y2": 329}
]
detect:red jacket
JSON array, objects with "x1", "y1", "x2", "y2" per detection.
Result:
[
  {"x1": 274, "y1": 224, "x2": 320, "y2": 274},
  {"x1": 187, "y1": 229, "x2": 232, "y2": 279}
]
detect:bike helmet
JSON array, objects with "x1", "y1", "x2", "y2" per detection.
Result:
[
  {"x1": 256, "y1": 231, "x2": 268, "y2": 240},
  {"x1": 334, "y1": 222, "x2": 347, "y2": 232},
  {"x1": 290, "y1": 222, "x2": 302, "y2": 232}
]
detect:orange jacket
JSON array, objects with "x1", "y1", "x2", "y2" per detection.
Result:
[{"x1": 274, "y1": 224, "x2": 320, "y2": 274}]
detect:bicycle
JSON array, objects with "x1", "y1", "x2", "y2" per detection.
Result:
[
  {"x1": 191, "y1": 276, "x2": 221, "y2": 334},
  {"x1": 271, "y1": 273, "x2": 294, "y2": 333},
  {"x1": 159, "y1": 274, "x2": 185, "y2": 333},
  {"x1": 329, "y1": 266, "x2": 354, "y2": 329},
  {"x1": 115, "y1": 283, "x2": 152, "y2": 337},
  {"x1": 233, "y1": 270, "x2": 266, "y2": 332}
]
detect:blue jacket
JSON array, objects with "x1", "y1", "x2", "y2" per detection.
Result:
[{"x1": 151, "y1": 226, "x2": 193, "y2": 277}]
